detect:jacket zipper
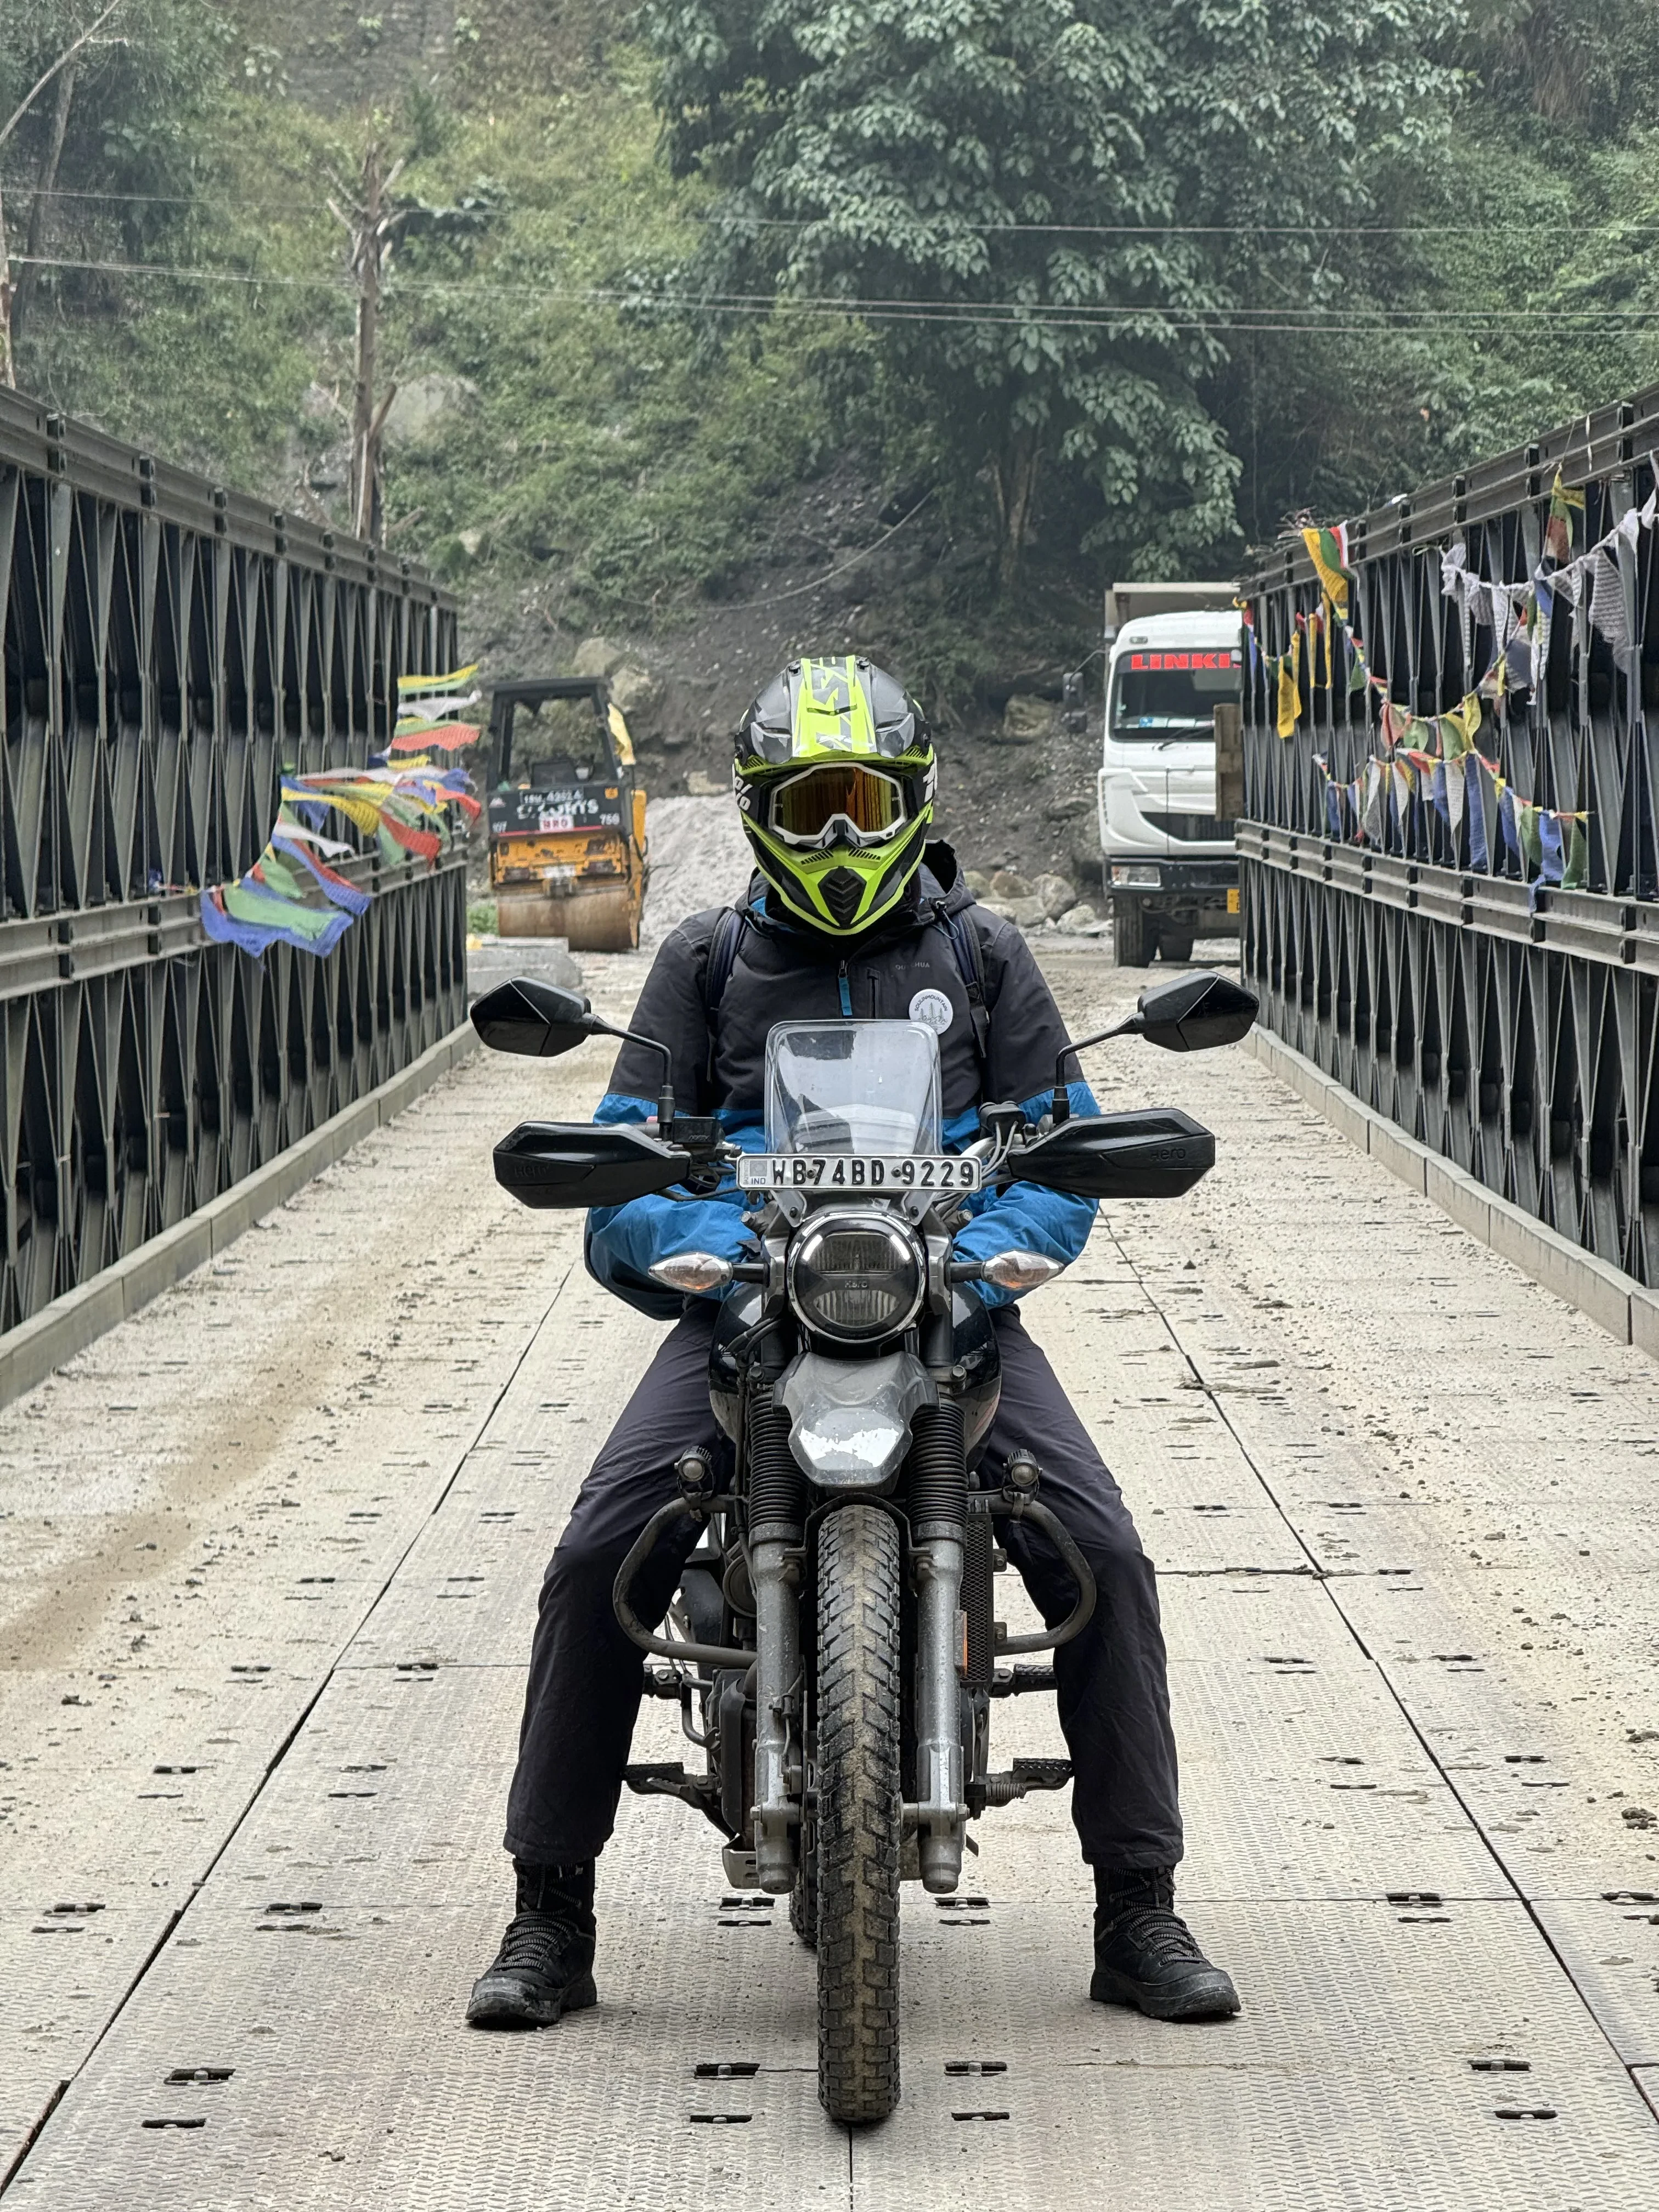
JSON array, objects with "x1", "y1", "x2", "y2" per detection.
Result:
[{"x1": 837, "y1": 960, "x2": 853, "y2": 1017}]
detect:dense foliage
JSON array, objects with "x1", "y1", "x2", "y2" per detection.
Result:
[
  {"x1": 4, "y1": 0, "x2": 1658, "y2": 709},
  {"x1": 645, "y1": 0, "x2": 1460, "y2": 581}
]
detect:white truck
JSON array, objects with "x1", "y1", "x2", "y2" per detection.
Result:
[{"x1": 1097, "y1": 582, "x2": 1242, "y2": 967}]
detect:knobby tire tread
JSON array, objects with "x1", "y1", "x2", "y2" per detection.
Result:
[{"x1": 814, "y1": 1502, "x2": 902, "y2": 2125}]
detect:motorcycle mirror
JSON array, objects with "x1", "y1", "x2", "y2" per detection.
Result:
[
  {"x1": 471, "y1": 978, "x2": 598, "y2": 1059},
  {"x1": 1048, "y1": 969, "x2": 1259, "y2": 1121},
  {"x1": 471, "y1": 977, "x2": 682, "y2": 1133},
  {"x1": 1136, "y1": 970, "x2": 1258, "y2": 1053}
]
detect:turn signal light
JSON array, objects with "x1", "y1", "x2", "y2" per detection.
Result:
[
  {"x1": 979, "y1": 1251, "x2": 1064, "y2": 1290},
  {"x1": 648, "y1": 1252, "x2": 735, "y2": 1293}
]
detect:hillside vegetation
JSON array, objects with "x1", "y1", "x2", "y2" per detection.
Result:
[{"x1": 5, "y1": 2, "x2": 1659, "y2": 873}]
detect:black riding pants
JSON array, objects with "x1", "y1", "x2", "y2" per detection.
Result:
[{"x1": 504, "y1": 1303, "x2": 1183, "y2": 1872}]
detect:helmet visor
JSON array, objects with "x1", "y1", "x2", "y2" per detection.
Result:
[{"x1": 766, "y1": 763, "x2": 905, "y2": 849}]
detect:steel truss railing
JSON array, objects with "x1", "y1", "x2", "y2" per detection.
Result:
[
  {"x1": 0, "y1": 388, "x2": 462, "y2": 1335},
  {"x1": 1240, "y1": 382, "x2": 1659, "y2": 1288}
]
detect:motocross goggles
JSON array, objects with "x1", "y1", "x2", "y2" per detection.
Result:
[{"x1": 761, "y1": 761, "x2": 908, "y2": 851}]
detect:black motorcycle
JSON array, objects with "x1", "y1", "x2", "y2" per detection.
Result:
[{"x1": 472, "y1": 967, "x2": 1256, "y2": 2123}]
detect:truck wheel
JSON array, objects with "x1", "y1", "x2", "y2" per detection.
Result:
[
  {"x1": 1160, "y1": 930, "x2": 1195, "y2": 964},
  {"x1": 1112, "y1": 898, "x2": 1150, "y2": 967},
  {"x1": 815, "y1": 1503, "x2": 901, "y2": 2125}
]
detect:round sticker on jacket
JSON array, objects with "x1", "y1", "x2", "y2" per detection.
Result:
[{"x1": 909, "y1": 988, "x2": 954, "y2": 1034}]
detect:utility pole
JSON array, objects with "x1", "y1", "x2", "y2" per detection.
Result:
[
  {"x1": 0, "y1": 1, "x2": 128, "y2": 390},
  {"x1": 330, "y1": 142, "x2": 405, "y2": 544}
]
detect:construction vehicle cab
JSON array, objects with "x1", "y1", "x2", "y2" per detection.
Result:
[{"x1": 486, "y1": 678, "x2": 647, "y2": 951}]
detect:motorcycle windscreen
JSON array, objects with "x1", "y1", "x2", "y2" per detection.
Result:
[{"x1": 764, "y1": 1019, "x2": 941, "y2": 1155}]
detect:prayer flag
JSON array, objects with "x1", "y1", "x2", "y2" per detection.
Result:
[
  {"x1": 1277, "y1": 634, "x2": 1301, "y2": 738},
  {"x1": 1303, "y1": 524, "x2": 1351, "y2": 620},
  {"x1": 1545, "y1": 471, "x2": 1584, "y2": 564},
  {"x1": 1466, "y1": 757, "x2": 1489, "y2": 871}
]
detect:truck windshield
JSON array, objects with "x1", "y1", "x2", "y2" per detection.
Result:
[{"x1": 1109, "y1": 647, "x2": 1239, "y2": 741}]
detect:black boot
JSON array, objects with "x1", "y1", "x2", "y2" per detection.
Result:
[
  {"x1": 466, "y1": 1860, "x2": 599, "y2": 2029},
  {"x1": 1091, "y1": 1867, "x2": 1239, "y2": 2021}
]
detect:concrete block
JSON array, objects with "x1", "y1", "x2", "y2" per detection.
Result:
[
  {"x1": 1321, "y1": 1081, "x2": 1373, "y2": 1155},
  {"x1": 110, "y1": 1216, "x2": 214, "y2": 1314},
  {"x1": 1629, "y1": 1284, "x2": 1659, "y2": 1362},
  {"x1": 324, "y1": 1097, "x2": 380, "y2": 1164},
  {"x1": 204, "y1": 1183, "x2": 262, "y2": 1254},
  {"x1": 1424, "y1": 1155, "x2": 1492, "y2": 1245},
  {"x1": 1486, "y1": 1199, "x2": 1632, "y2": 1342},
  {"x1": 1367, "y1": 1114, "x2": 1427, "y2": 1194},
  {"x1": 0, "y1": 1275, "x2": 128, "y2": 1404}
]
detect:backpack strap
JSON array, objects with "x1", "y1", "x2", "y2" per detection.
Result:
[
  {"x1": 699, "y1": 905, "x2": 752, "y2": 1091},
  {"x1": 932, "y1": 903, "x2": 991, "y2": 1071}
]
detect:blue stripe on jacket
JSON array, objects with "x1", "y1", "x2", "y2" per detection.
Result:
[{"x1": 583, "y1": 1081, "x2": 1100, "y2": 1316}]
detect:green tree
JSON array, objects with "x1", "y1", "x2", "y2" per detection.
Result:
[{"x1": 645, "y1": 0, "x2": 1459, "y2": 582}]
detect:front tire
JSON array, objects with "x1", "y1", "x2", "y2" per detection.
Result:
[
  {"x1": 1113, "y1": 895, "x2": 1150, "y2": 967},
  {"x1": 815, "y1": 1503, "x2": 902, "y2": 2125}
]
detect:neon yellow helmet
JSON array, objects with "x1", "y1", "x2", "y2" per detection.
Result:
[{"x1": 732, "y1": 656, "x2": 935, "y2": 935}]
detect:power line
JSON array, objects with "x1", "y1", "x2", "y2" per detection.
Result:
[
  {"x1": 15, "y1": 252, "x2": 1659, "y2": 334},
  {"x1": 8, "y1": 180, "x2": 1659, "y2": 239}
]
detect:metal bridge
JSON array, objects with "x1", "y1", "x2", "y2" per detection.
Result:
[
  {"x1": 0, "y1": 388, "x2": 464, "y2": 1344},
  {"x1": 4, "y1": 385, "x2": 1659, "y2": 2206}
]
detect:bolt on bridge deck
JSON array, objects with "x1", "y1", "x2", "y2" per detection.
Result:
[{"x1": 1, "y1": 947, "x2": 1657, "y2": 2208}]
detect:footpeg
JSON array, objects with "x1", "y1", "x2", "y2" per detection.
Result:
[
  {"x1": 988, "y1": 1665, "x2": 1057, "y2": 1699},
  {"x1": 1012, "y1": 1756, "x2": 1073, "y2": 1790},
  {"x1": 623, "y1": 1762, "x2": 707, "y2": 1809},
  {"x1": 976, "y1": 1756, "x2": 1074, "y2": 1808}
]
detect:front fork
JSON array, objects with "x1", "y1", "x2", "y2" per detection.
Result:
[
  {"x1": 909, "y1": 1393, "x2": 968, "y2": 1894},
  {"x1": 747, "y1": 1384, "x2": 804, "y2": 1893}
]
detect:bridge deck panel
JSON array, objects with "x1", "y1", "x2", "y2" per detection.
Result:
[{"x1": 4, "y1": 949, "x2": 1657, "y2": 2204}]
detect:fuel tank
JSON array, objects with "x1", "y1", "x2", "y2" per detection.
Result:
[{"x1": 708, "y1": 1283, "x2": 1002, "y2": 1463}]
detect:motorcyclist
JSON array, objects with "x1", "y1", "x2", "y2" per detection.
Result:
[{"x1": 467, "y1": 656, "x2": 1239, "y2": 2031}]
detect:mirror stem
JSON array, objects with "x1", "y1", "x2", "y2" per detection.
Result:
[
  {"x1": 603, "y1": 1025, "x2": 677, "y2": 1137},
  {"x1": 1049, "y1": 1014, "x2": 1144, "y2": 1123}
]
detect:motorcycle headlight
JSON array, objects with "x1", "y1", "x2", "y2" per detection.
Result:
[{"x1": 787, "y1": 1210, "x2": 925, "y2": 1346}]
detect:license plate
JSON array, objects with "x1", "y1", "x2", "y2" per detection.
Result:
[
  {"x1": 736, "y1": 1154, "x2": 981, "y2": 1194},
  {"x1": 1226, "y1": 887, "x2": 1240, "y2": 915},
  {"x1": 539, "y1": 812, "x2": 577, "y2": 833}
]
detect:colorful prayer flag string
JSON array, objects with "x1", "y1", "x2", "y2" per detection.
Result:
[{"x1": 201, "y1": 667, "x2": 484, "y2": 958}]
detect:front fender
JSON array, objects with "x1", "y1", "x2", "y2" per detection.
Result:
[{"x1": 780, "y1": 1350, "x2": 935, "y2": 1492}]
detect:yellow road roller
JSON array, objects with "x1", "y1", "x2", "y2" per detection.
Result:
[{"x1": 485, "y1": 678, "x2": 647, "y2": 951}]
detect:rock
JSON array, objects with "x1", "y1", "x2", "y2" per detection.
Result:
[
  {"x1": 1066, "y1": 812, "x2": 1103, "y2": 879},
  {"x1": 381, "y1": 372, "x2": 479, "y2": 449},
  {"x1": 962, "y1": 869, "x2": 992, "y2": 895},
  {"x1": 983, "y1": 895, "x2": 1045, "y2": 928},
  {"x1": 609, "y1": 663, "x2": 662, "y2": 719},
  {"x1": 1059, "y1": 902, "x2": 1107, "y2": 934},
  {"x1": 990, "y1": 868, "x2": 1031, "y2": 900},
  {"x1": 1000, "y1": 694, "x2": 1053, "y2": 743},
  {"x1": 572, "y1": 636, "x2": 625, "y2": 679},
  {"x1": 685, "y1": 769, "x2": 728, "y2": 797},
  {"x1": 1035, "y1": 873, "x2": 1077, "y2": 918},
  {"x1": 467, "y1": 936, "x2": 583, "y2": 996}
]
